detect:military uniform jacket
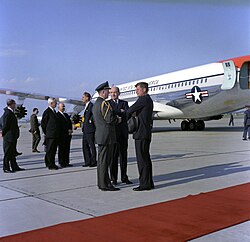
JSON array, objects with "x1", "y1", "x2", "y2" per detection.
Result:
[
  {"x1": 30, "y1": 114, "x2": 40, "y2": 134},
  {"x1": 82, "y1": 101, "x2": 95, "y2": 134},
  {"x1": 1, "y1": 107, "x2": 20, "y2": 142},
  {"x1": 92, "y1": 97, "x2": 118, "y2": 145},
  {"x1": 109, "y1": 99, "x2": 129, "y2": 139},
  {"x1": 244, "y1": 109, "x2": 250, "y2": 127},
  {"x1": 41, "y1": 107, "x2": 60, "y2": 138},
  {"x1": 126, "y1": 94, "x2": 153, "y2": 140}
]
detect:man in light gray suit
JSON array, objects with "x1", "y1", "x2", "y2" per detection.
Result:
[{"x1": 92, "y1": 81, "x2": 120, "y2": 191}]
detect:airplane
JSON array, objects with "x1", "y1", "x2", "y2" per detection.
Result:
[
  {"x1": 93, "y1": 54, "x2": 250, "y2": 130},
  {"x1": 1, "y1": 55, "x2": 250, "y2": 131}
]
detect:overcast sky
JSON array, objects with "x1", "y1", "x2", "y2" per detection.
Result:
[{"x1": 0, "y1": 0, "x2": 249, "y2": 115}]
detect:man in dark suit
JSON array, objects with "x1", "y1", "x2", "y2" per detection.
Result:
[
  {"x1": 127, "y1": 82, "x2": 154, "y2": 191},
  {"x1": 41, "y1": 97, "x2": 59, "y2": 170},
  {"x1": 109, "y1": 86, "x2": 132, "y2": 185},
  {"x1": 2, "y1": 99, "x2": 25, "y2": 173},
  {"x1": 92, "y1": 81, "x2": 120, "y2": 191},
  {"x1": 30, "y1": 108, "x2": 41, "y2": 152},
  {"x1": 82, "y1": 92, "x2": 97, "y2": 167},
  {"x1": 57, "y1": 102, "x2": 73, "y2": 167},
  {"x1": 243, "y1": 104, "x2": 250, "y2": 140}
]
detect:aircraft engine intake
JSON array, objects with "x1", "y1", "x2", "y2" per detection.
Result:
[{"x1": 14, "y1": 105, "x2": 28, "y2": 119}]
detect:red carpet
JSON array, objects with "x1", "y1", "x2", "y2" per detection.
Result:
[{"x1": 1, "y1": 183, "x2": 250, "y2": 242}]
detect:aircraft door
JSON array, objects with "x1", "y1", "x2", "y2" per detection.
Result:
[
  {"x1": 239, "y1": 62, "x2": 250, "y2": 89},
  {"x1": 221, "y1": 60, "x2": 237, "y2": 90}
]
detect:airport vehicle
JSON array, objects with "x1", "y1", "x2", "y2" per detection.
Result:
[{"x1": 1, "y1": 55, "x2": 250, "y2": 130}]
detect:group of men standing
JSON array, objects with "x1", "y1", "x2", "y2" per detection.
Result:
[
  {"x1": 82, "y1": 85, "x2": 134, "y2": 191},
  {"x1": 92, "y1": 81, "x2": 154, "y2": 191},
  {"x1": 41, "y1": 99, "x2": 73, "y2": 170},
  {"x1": 1, "y1": 81, "x2": 155, "y2": 192}
]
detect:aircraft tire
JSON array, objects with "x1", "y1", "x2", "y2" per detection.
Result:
[
  {"x1": 196, "y1": 120, "x2": 205, "y2": 130},
  {"x1": 181, "y1": 120, "x2": 189, "y2": 131},
  {"x1": 189, "y1": 120, "x2": 197, "y2": 131}
]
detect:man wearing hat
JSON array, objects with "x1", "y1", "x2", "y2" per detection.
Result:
[
  {"x1": 243, "y1": 104, "x2": 250, "y2": 140},
  {"x1": 92, "y1": 81, "x2": 120, "y2": 191},
  {"x1": 126, "y1": 82, "x2": 154, "y2": 191}
]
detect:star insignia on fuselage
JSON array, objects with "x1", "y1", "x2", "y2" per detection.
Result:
[{"x1": 185, "y1": 86, "x2": 209, "y2": 104}]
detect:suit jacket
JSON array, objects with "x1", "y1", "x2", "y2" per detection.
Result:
[
  {"x1": 126, "y1": 94, "x2": 153, "y2": 140},
  {"x1": 244, "y1": 109, "x2": 250, "y2": 127},
  {"x1": 92, "y1": 97, "x2": 118, "y2": 145},
  {"x1": 30, "y1": 114, "x2": 40, "y2": 134},
  {"x1": 109, "y1": 99, "x2": 129, "y2": 139},
  {"x1": 41, "y1": 107, "x2": 59, "y2": 138},
  {"x1": 2, "y1": 107, "x2": 20, "y2": 142},
  {"x1": 57, "y1": 112, "x2": 72, "y2": 137},
  {"x1": 82, "y1": 102, "x2": 95, "y2": 134}
]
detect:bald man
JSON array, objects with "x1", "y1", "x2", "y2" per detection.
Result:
[
  {"x1": 108, "y1": 86, "x2": 132, "y2": 185},
  {"x1": 57, "y1": 102, "x2": 73, "y2": 167}
]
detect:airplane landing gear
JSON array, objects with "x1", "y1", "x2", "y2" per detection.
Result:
[
  {"x1": 181, "y1": 120, "x2": 189, "y2": 131},
  {"x1": 181, "y1": 120, "x2": 205, "y2": 131},
  {"x1": 196, "y1": 120, "x2": 205, "y2": 130}
]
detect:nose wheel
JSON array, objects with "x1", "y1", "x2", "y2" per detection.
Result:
[{"x1": 181, "y1": 120, "x2": 205, "y2": 131}]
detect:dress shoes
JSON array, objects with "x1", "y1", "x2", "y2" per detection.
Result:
[
  {"x1": 32, "y1": 149, "x2": 40, "y2": 153},
  {"x1": 48, "y1": 165, "x2": 59, "y2": 170},
  {"x1": 15, "y1": 152, "x2": 22, "y2": 156},
  {"x1": 112, "y1": 180, "x2": 118, "y2": 185},
  {"x1": 133, "y1": 186, "x2": 151, "y2": 191},
  {"x1": 82, "y1": 164, "x2": 90, "y2": 167},
  {"x1": 100, "y1": 186, "x2": 120, "y2": 191},
  {"x1": 3, "y1": 169, "x2": 14, "y2": 173},
  {"x1": 89, "y1": 163, "x2": 97, "y2": 167},
  {"x1": 13, "y1": 167, "x2": 25, "y2": 172},
  {"x1": 121, "y1": 179, "x2": 133, "y2": 184},
  {"x1": 61, "y1": 164, "x2": 73, "y2": 168}
]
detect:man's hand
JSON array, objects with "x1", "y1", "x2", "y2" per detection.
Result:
[{"x1": 118, "y1": 116, "x2": 122, "y2": 123}]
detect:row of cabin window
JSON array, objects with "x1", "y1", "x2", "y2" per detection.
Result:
[
  {"x1": 151, "y1": 78, "x2": 208, "y2": 91},
  {"x1": 121, "y1": 78, "x2": 208, "y2": 95}
]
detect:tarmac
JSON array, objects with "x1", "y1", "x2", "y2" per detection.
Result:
[{"x1": 0, "y1": 118, "x2": 249, "y2": 241}]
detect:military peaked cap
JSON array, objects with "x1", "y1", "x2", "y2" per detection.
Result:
[{"x1": 95, "y1": 81, "x2": 111, "y2": 92}]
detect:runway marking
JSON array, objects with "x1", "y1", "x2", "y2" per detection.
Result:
[{"x1": 0, "y1": 184, "x2": 96, "y2": 218}]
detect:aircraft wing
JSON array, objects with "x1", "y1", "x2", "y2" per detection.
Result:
[{"x1": 0, "y1": 88, "x2": 83, "y2": 106}]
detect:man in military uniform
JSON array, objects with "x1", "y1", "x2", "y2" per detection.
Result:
[{"x1": 92, "y1": 81, "x2": 120, "y2": 191}]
